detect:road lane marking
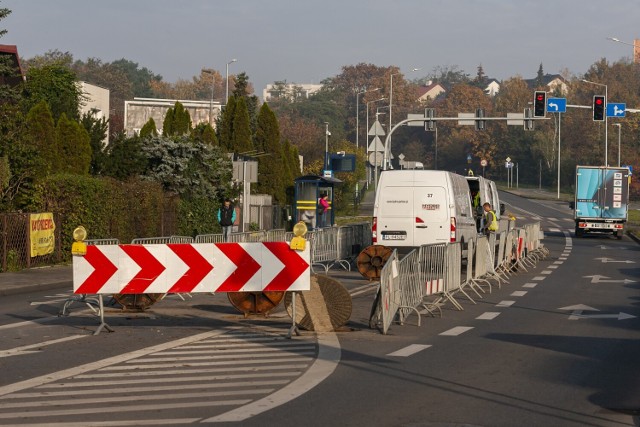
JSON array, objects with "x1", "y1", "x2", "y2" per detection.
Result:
[
  {"x1": 439, "y1": 326, "x2": 474, "y2": 336},
  {"x1": 548, "y1": 265, "x2": 558, "y2": 269},
  {"x1": 496, "y1": 301, "x2": 516, "y2": 307},
  {"x1": 522, "y1": 283, "x2": 537, "y2": 288},
  {"x1": 511, "y1": 291, "x2": 528, "y2": 297},
  {"x1": 541, "y1": 270, "x2": 553, "y2": 274},
  {"x1": 476, "y1": 312, "x2": 501, "y2": 320},
  {"x1": 349, "y1": 284, "x2": 377, "y2": 297},
  {"x1": 0, "y1": 316, "x2": 59, "y2": 331},
  {"x1": 387, "y1": 344, "x2": 432, "y2": 357},
  {"x1": 0, "y1": 335, "x2": 84, "y2": 358},
  {"x1": 532, "y1": 276, "x2": 546, "y2": 281},
  {"x1": 203, "y1": 332, "x2": 340, "y2": 423},
  {"x1": 553, "y1": 261, "x2": 563, "y2": 265}
]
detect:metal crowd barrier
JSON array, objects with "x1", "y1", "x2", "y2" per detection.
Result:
[
  {"x1": 194, "y1": 234, "x2": 224, "y2": 243},
  {"x1": 309, "y1": 223, "x2": 372, "y2": 273},
  {"x1": 372, "y1": 220, "x2": 547, "y2": 334},
  {"x1": 131, "y1": 235, "x2": 194, "y2": 244}
]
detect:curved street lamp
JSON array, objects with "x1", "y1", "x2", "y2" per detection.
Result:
[{"x1": 226, "y1": 58, "x2": 237, "y2": 104}]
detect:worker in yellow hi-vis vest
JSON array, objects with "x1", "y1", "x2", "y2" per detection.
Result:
[{"x1": 482, "y1": 202, "x2": 498, "y2": 236}]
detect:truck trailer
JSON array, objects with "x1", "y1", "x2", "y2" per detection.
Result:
[{"x1": 573, "y1": 165, "x2": 630, "y2": 239}]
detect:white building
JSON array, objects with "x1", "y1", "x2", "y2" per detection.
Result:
[
  {"x1": 79, "y1": 81, "x2": 110, "y2": 144},
  {"x1": 124, "y1": 97, "x2": 222, "y2": 137},
  {"x1": 263, "y1": 82, "x2": 322, "y2": 102}
]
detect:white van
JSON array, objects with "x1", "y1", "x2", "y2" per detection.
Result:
[
  {"x1": 373, "y1": 170, "x2": 477, "y2": 249},
  {"x1": 465, "y1": 176, "x2": 505, "y2": 230}
]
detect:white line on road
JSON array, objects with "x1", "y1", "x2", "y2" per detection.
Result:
[
  {"x1": 203, "y1": 332, "x2": 341, "y2": 423},
  {"x1": 522, "y1": 283, "x2": 538, "y2": 288},
  {"x1": 387, "y1": 344, "x2": 432, "y2": 357},
  {"x1": 0, "y1": 420, "x2": 201, "y2": 427},
  {"x1": 553, "y1": 261, "x2": 563, "y2": 265},
  {"x1": 0, "y1": 335, "x2": 84, "y2": 358},
  {"x1": 349, "y1": 284, "x2": 377, "y2": 297},
  {"x1": 532, "y1": 276, "x2": 546, "y2": 281},
  {"x1": 541, "y1": 270, "x2": 553, "y2": 275},
  {"x1": 439, "y1": 326, "x2": 474, "y2": 336},
  {"x1": 496, "y1": 301, "x2": 516, "y2": 307},
  {"x1": 548, "y1": 265, "x2": 558, "y2": 269},
  {"x1": 511, "y1": 291, "x2": 528, "y2": 297},
  {"x1": 476, "y1": 312, "x2": 501, "y2": 320},
  {"x1": 0, "y1": 316, "x2": 59, "y2": 331}
]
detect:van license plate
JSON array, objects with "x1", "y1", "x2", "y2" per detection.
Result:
[{"x1": 382, "y1": 234, "x2": 406, "y2": 240}]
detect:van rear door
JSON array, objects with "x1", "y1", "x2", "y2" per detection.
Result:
[
  {"x1": 377, "y1": 186, "x2": 413, "y2": 246},
  {"x1": 414, "y1": 186, "x2": 449, "y2": 244}
]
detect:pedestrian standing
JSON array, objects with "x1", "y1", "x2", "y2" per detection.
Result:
[
  {"x1": 218, "y1": 199, "x2": 236, "y2": 242},
  {"x1": 482, "y1": 202, "x2": 498, "y2": 236},
  {"x1": 317, "y1": 194, "x2": 329, "y2": 228}
]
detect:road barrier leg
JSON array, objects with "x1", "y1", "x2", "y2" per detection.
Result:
[{"x1": 94, "y1": 295, "x2": 113, "y2": 336}]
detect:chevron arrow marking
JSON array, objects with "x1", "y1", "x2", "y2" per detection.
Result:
[
  {"x1": 119, "y1": 245, "x2": 167, "y2": 294},
  {"x1": 75, "y1": 245, "x2": 118, "y2": 294},
  {"x1": 167, "y1": 244, "x2": 214, "y2": 293},
  {"x1": 262, "y1": 242, "x2": 310, "y2": 291},
  {"x1": 216, "y1": 243, "x2": 261, "y2": 292}
]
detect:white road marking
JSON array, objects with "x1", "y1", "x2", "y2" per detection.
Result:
[
  {"x1": 522, "y1": 283, "x2": 538, "y2": 288},
  {"x1": 0, "y1": 335, "x2": 84, "y2": 358},
  {"x1": 0, "y1": 316, "x2": 59, "y2": 331},
  {"x1": 541, "y1": 270, "x2": 553, "y2": 274},
  {"x1": 476, "y1": 312, "x2": 501, "y2": 320},
  {"x1": 349, "y1": 284, "x2": 377, "y2": 297},
  {"x1": 511, "y1": 291, "x2": 528, "y2": 297},
  {"x1": 559, "y1": 257, "x2": 568, "y2": 261},
  {"x1": 548, "y1": 228, "x2": 561, "y2": 232},
  {"x1": 439, "y1": 326, "x2": 474, "y2": 336},
  {"x1": 204, "y1": 332, "x2": 340, "y2": 423},
  {"x1": 0, "y1": 420, "x2": 201, "y2": 427},
  {"x1": 496, "y1": 300, "x2": 516, "y2": 307},
  {"x1": 548, "y1": 265, "x2": 558, "y2": 269},
  {"x1": 387, "y1": 344, "x2": 432, "y2": 357},
  {"x1": 553, "y1": 261, "x2": 563, "y2": 265},
  {"x1": 532, "y1": 276, "x2": 546, "y2": 281}
]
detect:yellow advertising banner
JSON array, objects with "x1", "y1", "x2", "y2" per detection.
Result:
[{"x1": 30, "y1": 213, "x2": 55, "y2": 257}]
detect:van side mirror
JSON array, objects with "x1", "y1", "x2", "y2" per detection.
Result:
[
  {"x1": 499, "y1": 203, "x2": 505, "y2": 215},
  {"x1": 569, "y1": 201, "x2": 575, "y2": 209}
]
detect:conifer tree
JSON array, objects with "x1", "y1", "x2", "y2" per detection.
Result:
[
  {"x1": 162, "y1": 102, "x2": 192, "y2": 136},
  {"x1": 140, "y1": 117, "x2": 158, "y2": 138},
  {"x1": 254, "y1": 103, "x2": 285, "y2": 202},
  {"x1": 162, "y1": 106, "x2": 174, "y2": 136},
  {"x1": 55, "y1": 113, "x2": 91, "y2": 175},
  {"x1": 25, "y1": 100, "x2": 57, "y2": 178},
  {"x1": 216, "y1": 96, "x2": 236, "y2": 150},
  {"x1": 231, "y1": 97, "x2": 253, "y2": 154},
  {"x1": 192, "y1": 122, "x2": 218, "y2": 145}
]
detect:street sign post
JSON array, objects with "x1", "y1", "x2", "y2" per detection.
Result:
[
  {"x1": 547, "y1": 98, "x2": 567, "y2": 113},
  {"x1": 607, "y1": 103, "x2": 626, "y2": 117}
]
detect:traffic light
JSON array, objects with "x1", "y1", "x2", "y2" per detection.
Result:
[
  {"x1": 533, "y1": 91, "x2": 546, "y2": 117},
  {"x1": 424, "y1": 108, "x2": 436, "y2": 132},
  {"x1": 475, "y1": 108, "x2": 486, "y2": 131},
  {"x1": 593, "y1": 95, "x2": 605, "y2": 121}
]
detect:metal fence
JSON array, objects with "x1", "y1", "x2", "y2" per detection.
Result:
[
  {"x1": 0, "y1": 213, "x2": 63, "y2": 272},
  {"x1": 373, "y1": 221, "x2": 547, "y2": 334}
]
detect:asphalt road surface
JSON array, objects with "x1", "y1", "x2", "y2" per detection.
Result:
[{"x1": 0, "y1": 191, "x2": 638, "y2": 426}]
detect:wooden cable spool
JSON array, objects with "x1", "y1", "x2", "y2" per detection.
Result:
[
  {"x1": 356, "y1": 244, "x2": 392, "y2": 281},
  {"x1": 227, "y1": 291, "x2": 285, "y2": 317}
]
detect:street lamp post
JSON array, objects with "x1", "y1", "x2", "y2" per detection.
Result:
[
  {"x1": 366, "y1": 97, "x2": 386, "y2": 187},
  {"x1": 582, "y1": 79, "x2": 608, "y2": 166},
  {"x1": 389, "y1": 68, "x2": 419, "y2": 164},
  {"x1": 202, "y1": 68, "x2": 215, "y2": 125},
  {"x1": 225, "y1": 58, "x2": 237, "y2": 104},
  {"x1": 355, "y1": 87, "x2": 381, "y2": 151},
  {"x1": 324, "y1": 122, "x2": 330, "y2": 171},
  {"x1": 607, "y1": 37, "x2": 640, "y2": 63},
  {"x1": 613, "y1": 123, "x2": 622, "y2": 167}
]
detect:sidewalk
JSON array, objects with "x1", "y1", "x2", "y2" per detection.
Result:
[{"x1": 0, "y1": 264, "x2": 73, "y2": 297}]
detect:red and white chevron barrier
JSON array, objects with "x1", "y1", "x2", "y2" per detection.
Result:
[{"x1": 73, "y1": 242, "x2": 310, "y2": 294}]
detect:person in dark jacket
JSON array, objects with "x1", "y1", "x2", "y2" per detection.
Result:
[{"x1": 217, "y1": 199, "x2": 236, "y2": 242}]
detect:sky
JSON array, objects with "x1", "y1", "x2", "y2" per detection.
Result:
[{"x1": 3, "y1": 0, "x2": 640, "y2": 99}]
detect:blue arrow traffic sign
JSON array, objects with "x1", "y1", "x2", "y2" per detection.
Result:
[
  {"x1": 547, "y1": 98, "x2": 566, "y2": 113},
  {"x1": 607, "y1": 103, "x2": 626, "y2": 117}
]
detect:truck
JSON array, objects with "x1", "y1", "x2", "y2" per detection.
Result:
[{"x1": 573, "y1": 165, "x2": 630, "y2": 239}]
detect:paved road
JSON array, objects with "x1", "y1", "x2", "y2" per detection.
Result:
[{"x1": 0, "y1": 190, "x2": 638, "y2": 426}]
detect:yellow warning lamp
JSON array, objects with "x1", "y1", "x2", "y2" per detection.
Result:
[
  {"x1": 71, "y1": 226, "x2": 87, "y2": 256},
  {"x1": 289, "y1": 221, "x2": 307, "y2": 251}
]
